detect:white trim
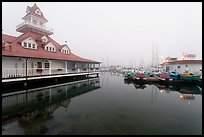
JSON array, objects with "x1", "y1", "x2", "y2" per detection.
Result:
[{"x1": 2, "y1": 72, "x2": 100, "y2": 83}]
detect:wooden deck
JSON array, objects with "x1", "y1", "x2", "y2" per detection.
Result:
[
  {"x1": 2, "y1": 71, "x2": 100, "y2": 93},
  {"x1": 2, "y1": 71, "x2": 99, "y2": 83}
]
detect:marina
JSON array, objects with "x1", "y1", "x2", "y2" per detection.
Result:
[
  {"x1": 2, "y1": 72, "x2": 202, "y2": 135},
  {"x1": 2, "y1": 2, "x2": 202, "y2": 135}
]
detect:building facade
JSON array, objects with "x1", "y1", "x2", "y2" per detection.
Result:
[
  {"x1": 2, "y1": 3, "x2": 100, "y2": 79},
  {"x1": 160, "y1": 60, "x2": 202, "y2": 74}
]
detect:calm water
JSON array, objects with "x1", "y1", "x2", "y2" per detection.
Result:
[{"x1": 2, "y1": 72, "x2": 202, "y2": 135}]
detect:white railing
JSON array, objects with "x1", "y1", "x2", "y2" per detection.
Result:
[
  {"x1": 2, "y1": 68, "x2": 100, "y2": 79},
  {"x1": 16, "y1": 22, "x2": 53, "y2": 33},
  {"x1": 2, "y1": 68, "x2": 26, "y2": 78}
]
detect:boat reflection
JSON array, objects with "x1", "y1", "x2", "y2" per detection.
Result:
[
  {"x1": 124, "y1": 79, "x2": 202, "y2": 105},
  {"x1": 156, "y1": 85, "x2": 170, "y2": 93},
  {"x1": 157, "y1": 84, "x2": 202, "y2": 105},
  {"x1": 124, "y1": 79, "x2": 132, "y2": 85},
  {"x1": 133, "y1": 83, "x2": 147, "y2": 89},
  {"x1": 2, "y1": 78, "x2": 101, "y2": 135}
]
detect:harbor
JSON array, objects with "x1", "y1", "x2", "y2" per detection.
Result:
[{"x1": 2, "y1": 72, "x2": 202, "y2": 135}]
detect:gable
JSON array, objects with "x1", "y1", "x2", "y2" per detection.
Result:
[
  {"x1": 21, "y1": 36, "x2": 38, "y2": 49},
  {"x1": 45, "y1": 42, "x2": 56, "y2": 52},
  {"x1": 61, "y1": 45, "x2": 71, "y2": 54}
]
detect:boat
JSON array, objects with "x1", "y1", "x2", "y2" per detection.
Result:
[
  {"x1": 180, "y1": 73, "x2": 201, "y2": 81},
  {"x1": 158, "y1": 73, "x2": 170, "y2": 79},
  {"x1": 144, "y1": 71, "x2": 154, "y2": 77},
  {"x1": 154, "y1": 72, "x2": 171, "y2": 81},
  {"x1": 134, "y1": 72, "x2": 146, "y2": 80},
  {"x1": 124, "y1": 70, "x2": 135, "y2": 80},
  {"x1": 167, "y1": 71, "x2": 181, "y2": 80}
]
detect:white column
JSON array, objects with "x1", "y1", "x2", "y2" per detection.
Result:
[
  {"x1": 49, "y1": 60, "x2": 52, "y2": 75},
  {"x1": 65, "y1": 61, "x2": 68, "y2": 73}
]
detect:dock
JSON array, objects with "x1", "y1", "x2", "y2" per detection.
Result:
[
  {"x1": 2, "y1": 71, "x2": 100, "y2": 93},
  {"x1": 125, "y1": 75, "x2": 202, "y2": 86}
]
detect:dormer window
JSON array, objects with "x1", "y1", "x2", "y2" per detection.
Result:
[
  {"x1": 45, "y1": 42, "x2": 56, "y2": 52},
  {"x1": 35, "y1": 9, "x2": 41, "y2": 15},
  {"x1": 21, "y1": 37, "x2": 38, "y2": 50},
  {"x1": 61, "y1": 45, "x2": 70, "y2": 55}
]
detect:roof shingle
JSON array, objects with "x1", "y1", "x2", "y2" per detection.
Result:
[{"x1": 2, "y1": 32, "x2": 100, "y2": 63}]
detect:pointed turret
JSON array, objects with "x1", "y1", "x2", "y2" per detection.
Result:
[{"x1": 16, "y1": 3, "x2": 53, "y2": 35}]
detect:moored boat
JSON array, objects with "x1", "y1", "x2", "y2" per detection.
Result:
[
  {"x1": 180, "y1": 73, "x2": 201, "y2": 81},
  {"x1": 134, "y1": 73, "x2": 146, "y2": 80},
  {"x1": 124, "y1": 70, "x2": 135, "y2": 80},
  {"x1": 167, "y1": 71, "x2": 181, "y2": 80},
  {"x1": 144, "y1": 71, "x2": 154, "y2": 77}
]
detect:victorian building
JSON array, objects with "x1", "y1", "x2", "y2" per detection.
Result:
[{"x1": 2, "y1": 3, "x2": 100, "y2": 83}]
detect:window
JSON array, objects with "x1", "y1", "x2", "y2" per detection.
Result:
[
  {"x1": 46, "y1": 46, "x2": 48, "y2": 51},
  {"x1": 52, "y1": 47, "x2": 54, "y2": 52},
  {"x1": 71, "y1": 63, "x2": 76, "y2": 68},
  {"x1": 23, "y1": 42, "x2": 27, "y2": 47},
  {"x1": 49, "y1": 47, "x2": 52, "y2": 51},
  {"x1": 177, "y1": 66, "x2": 180, "y2": 69},
  {"x1": 35, "y1": 9, "x2": 41, "y2": 15},
  {"x1": 45, "y1": 62, "x2": 50, "y2": 68},
  {"x1": 185, "y1": 64, "x2": 188, "y2": 67},
  {"x1": 42, "y1": 37, "x2": 48, "y2": 42},
  {"x1": 28, "y1": 43, "x2": 31, "y2": 48},
  {"x1": 37, "y1": 62, "x2": 42, "y2": 68},
  {"x1": 32, "y1": 44, "x2": 36, "y2": 49}
]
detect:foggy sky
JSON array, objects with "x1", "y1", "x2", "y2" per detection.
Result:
[{"x1": 2, "y1": 2, "x2": 202, "y2": 67}]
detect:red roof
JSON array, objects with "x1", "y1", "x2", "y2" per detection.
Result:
[
  {"x1": 160, "y1": 60, "x2": 202, "y2": 65},
  {"x1": 22, "y1": 3, "x2": 48, "y2": 22},
  {"x1": 2, "y1": 34, "x2": 17, "y2": 43},
  {"x1": 2, "y1": 32, "x2": 100, "y2": 63}
]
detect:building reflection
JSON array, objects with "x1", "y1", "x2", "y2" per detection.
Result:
[{"x1": 2, "y1": 78, "x2": 100, "y2": 135}]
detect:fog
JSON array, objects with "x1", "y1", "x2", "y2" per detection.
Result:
[{"x1": 2, "y1": 2, "x2": 202, "y2": 67}]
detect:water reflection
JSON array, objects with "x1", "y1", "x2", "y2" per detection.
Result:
[
  {"x1": 2, "y1": 78, "x2": 100, "y2": 135},
  {"x1": 2, "y1": 73, "x2": 202, "y2": 135},
  {"x1": 124, "y1": 79, "x2": 202, "y2": 105}
]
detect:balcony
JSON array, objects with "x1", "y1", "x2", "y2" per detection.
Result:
[{"x1": 16, "y1": 22, "x2": 53, "y2": 35}]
